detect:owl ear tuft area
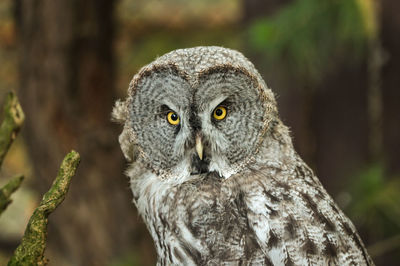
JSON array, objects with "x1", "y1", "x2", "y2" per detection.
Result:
[
  {"x1": 118, "y1": 127, "x2": 137, "y2": 162},
  {"x1": 112, "y1": 100, "x2": 137, "y2": 162},
  {"x1": 111, "y1": 99, "x2": 128, "y2": 124}
]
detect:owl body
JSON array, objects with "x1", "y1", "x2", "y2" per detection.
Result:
[{"x1": 113, "y1": 47, "x2": 373, "y2": 265}]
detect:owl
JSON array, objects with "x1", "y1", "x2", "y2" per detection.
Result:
[{"x1": 112, "y1": 46, "x2": 374, "y2": 265}]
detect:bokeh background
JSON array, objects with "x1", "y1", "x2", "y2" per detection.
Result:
[{"x1": 0, "y1": 0, "x2": 399, "y2": 265}]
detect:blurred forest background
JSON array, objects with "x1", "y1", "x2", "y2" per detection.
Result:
[{"x1": 0, "y1": 0, "x2": 399, "y2": 265}]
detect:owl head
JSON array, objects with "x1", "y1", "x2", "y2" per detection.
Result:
[{"x1": 113, "y1": 46, "x2": 284, "y2": 179}]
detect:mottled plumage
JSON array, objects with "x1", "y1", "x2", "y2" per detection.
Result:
[{"x1": 113, "y1": 46, "x2": 374, "y2": 265}]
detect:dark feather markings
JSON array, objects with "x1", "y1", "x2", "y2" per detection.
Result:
[
  {"x1": 284, "y1": 215, "x2": 298, "y2": 238},
  {"x1": 242, "y1": 234, "x2": 261, "y2": 260},
  {"x1": 317, "y1": 211, "x2": 336, "y2": 232},
  {"x1": 301, "y1": 192, "x2": 336, "y2": 232},
  {"x1": 179, "y1": 238, "x2": 204, "y2": 264},
  {"x1": 166, "y1": 245, "x2": 173, "y2": 264},
  {"x1": 253, "y1": 173, "x2": 283, "y2": 206},
  {"x1": 322, "y1": 234, "x2": 338, "y2": 258},
  {"x1": 186, "y1": 211, "x2": 201, "y2": 238},
  {"x1": 267, "y1": 229, "x2": 279, "y2": 248},
  {"x1": 285, "y1": 251, "x2": 295, "y2": 266},
  {"x1": 173, "y1": 247, "x2": 184, "y2": 263},
  {"x1": 314, "y1": 188, "x2": 325, "y2": 201},
  {"x1": 151, "y1": 219, "x2": 166, "y2": 260},
  {"x1": 342, "y1": 221, "x2": 373, "y2": 265},
  {"x1": 330, "y1": 202, "x2": 342, "y2": 215},
  {"x1": 302, "y1": 236, "x2": 318, "y2": 255},
  {"x1": 264, "y1": 256, "x2": 274, "y2": 266},
  {"x1": 263, "y1": 189, "x2": 280, "y2": 203},
  {"x1": 301, "y1": 192, "x2": 319, "y2": 214},
  {"x1": 342, "y1": 221, "x2": 354, "y2": 236},
  {"x1": 268, "y1": 206, "x2": 279, "y2": 218},
  {"x1": 251, "y1": 169, "x2": 290, "y2": 209},
  {"x1": 276, "y1": 180, "x2": 291, "y2": 192}
]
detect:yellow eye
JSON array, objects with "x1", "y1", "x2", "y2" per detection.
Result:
[
  {"x1": 167, "y1": 111, "x2": 180, "y2": 125},
  {"x1": 213, "y1": 106, "x2": 227, "y2": 120}
]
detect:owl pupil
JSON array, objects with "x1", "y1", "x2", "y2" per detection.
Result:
[
  {"x1": 215, "y1": 108, "x2": 223, "y2": 116},
  {"x1": 171, "y1": 113, "x2": 178, "y2": 121}
]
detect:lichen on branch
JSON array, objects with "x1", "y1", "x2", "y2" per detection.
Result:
[
  {"x1": 0, "y1": 175, "x2": 24, "y2": 216},
  {"x1": 0, "y1": 92, "x2": 25, "y2": 168},
  {"x1": 0, "y1": 92, "x2": 25, "y2": 216},
  {"x1": 7, "y1": 151, "x2": 80, "y2": 266}
]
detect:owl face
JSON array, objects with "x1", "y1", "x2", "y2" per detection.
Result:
[
  {"x1": 116, "y1": 47, "x2": 277, "y2": 179},
  {"x1": 129, "y1": 66, "x2": 266, "y2": 178}
]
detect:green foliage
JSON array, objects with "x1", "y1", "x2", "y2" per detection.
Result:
[
  {"x1": 346, "y1": 163, "x2": 400, "y2": 258},
  {"x1": 248, "y1": 0, "x2": 370, "y2": 82},
  {"x1": 347, "y1": 164, "x2": 400, "y2": 236}
]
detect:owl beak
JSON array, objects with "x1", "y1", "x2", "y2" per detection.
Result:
[{"x1": 195, "y1": 134, "x2": 203, "y2": 160}]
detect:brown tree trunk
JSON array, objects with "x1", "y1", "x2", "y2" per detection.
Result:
[
  {"x1": 312, "y1": 62, "x2": 369, "y2": 193},
  {"x1": 15, "y1": 0, "x2": 155, "y2": 265},
  {"x1": 242, "y1": 0, "x2": 292, "y2": 22},
  {"x1": 381, "y1": 0, "x2": 400, "y2": 176}
]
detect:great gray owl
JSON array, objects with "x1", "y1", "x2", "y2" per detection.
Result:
[{"x1": 112, "y1": 46, "x2": 374, "y2": 265}]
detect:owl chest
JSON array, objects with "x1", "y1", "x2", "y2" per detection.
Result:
[{"x1": 150, "y1": 186, "x2": 265, "y2": 265}]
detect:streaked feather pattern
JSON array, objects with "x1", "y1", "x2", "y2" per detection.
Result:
[
  {"x1": 114, "y1": 46, "x2": 374, "y2": 265},
  {"x1": 127, "y1": 152, "x2": 373, "y2": 265}
]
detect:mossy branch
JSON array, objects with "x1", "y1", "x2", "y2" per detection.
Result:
[
  {"x1": 7, "y1": 151, "x2": 80, "y2": 266},
  {"x1": 0, "y1": 175, "x2": 24, "y2": 216},
  {"x1": 0, "y1": 92, "x2": 25, "y2": 168},
  {"x1": 0, "y1": 92, "x2": 25, "y2": 217}
]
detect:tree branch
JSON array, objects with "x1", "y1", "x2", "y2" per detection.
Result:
[
  {"x1": 0, "y1": 92, "x2": 25, "y2": 168},
  {"x1": 0, "y1": 175, "x2": 24, "y2": 216},
  {"x1": 7, "y1": 151, "x2": 80, "y2": 266}
]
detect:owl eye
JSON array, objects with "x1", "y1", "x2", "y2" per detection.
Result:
[
  {"x1": 213, "y1": 106, "x2": 227, "y2": 120},
  {"x1": 167, "y1": 111, "x2": 180, "y2": 125}
]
